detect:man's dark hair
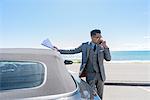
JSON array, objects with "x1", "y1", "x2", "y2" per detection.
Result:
[{"x1": 90, "y1": 29, "x2": 101, "y2": 37}]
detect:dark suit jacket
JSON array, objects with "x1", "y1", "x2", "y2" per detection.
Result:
[{"x1": 58, "y1": 42, "x2": 111, "y2": 81}]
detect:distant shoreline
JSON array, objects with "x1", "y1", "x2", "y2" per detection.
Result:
[
  {"x1": 62, "y1": 51, "x2": 150, "y2": 62},
  {"x1": 70, "y1": 59, "x2": 150, "y2": 64}
]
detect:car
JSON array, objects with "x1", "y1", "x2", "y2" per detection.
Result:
[{"x1": 0, "y1": 48, "x2": 101, "y2": 100}]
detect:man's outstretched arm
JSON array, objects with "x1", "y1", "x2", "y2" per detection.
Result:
[{"x1": 57, "y1": 45, "x2": 82, "y2": 54}]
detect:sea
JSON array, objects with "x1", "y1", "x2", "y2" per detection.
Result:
[{"x1": 62, "y1": 51, "x2": 150, "y2": 62}]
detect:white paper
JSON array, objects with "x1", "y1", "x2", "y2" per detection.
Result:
[{"x1": 41, "y1": 38, "x2": 54, "y2": 49}]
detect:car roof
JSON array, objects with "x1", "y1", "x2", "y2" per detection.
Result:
[
  {"x1": 0, "y1": 48, "x2": 77, "y2": 99},
  {"x1": 0, "y1": 48, "x2": 58, "y2": 55},
  {"x1": 0, "y1": 48, "x2": 61, "y2": 61}
]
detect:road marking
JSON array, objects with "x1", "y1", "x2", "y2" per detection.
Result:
[{"x1": 138, "y1": 87, "x2": 150, "y2": 92}]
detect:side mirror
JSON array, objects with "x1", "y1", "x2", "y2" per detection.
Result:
[{"x1": 64, "y1": 60, "x2": 73, "y2": 65}]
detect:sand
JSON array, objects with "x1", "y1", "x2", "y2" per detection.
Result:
[{"x1": 66, "y1": 62, "x2": 150, "y2": 82}]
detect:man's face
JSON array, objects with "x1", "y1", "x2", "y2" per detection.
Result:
[{"x1": 91, "y1": 33, "x2": 102, "y2": 44}]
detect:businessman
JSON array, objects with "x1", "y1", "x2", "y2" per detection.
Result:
[{"x1": 55, "y1": 29, "x2": 111, "y2": 99}]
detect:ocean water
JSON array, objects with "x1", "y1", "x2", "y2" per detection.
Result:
[
  {"x1": 111, "y1": 51, "x2": 150, "y2": 61},
  {"x1": 62, "y1": 51, "x2": 150, "y2": 61}
]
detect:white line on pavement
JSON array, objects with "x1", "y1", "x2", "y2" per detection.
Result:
[{"x1": 138, "y1": 87, "x2": 150, "y2": 93}]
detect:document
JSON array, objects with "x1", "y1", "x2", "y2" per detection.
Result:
[{"x1": 41, "y1": 38, "x2": 54, "y2": 49}]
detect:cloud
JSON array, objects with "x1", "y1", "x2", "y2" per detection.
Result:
[
  {"x1": 111, "y1": 43, "x2": 150, "y2": 51},
  {"x1": 144, "y1": 35, "x2": 150, "y2": 39}
]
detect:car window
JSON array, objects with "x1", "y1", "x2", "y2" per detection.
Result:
[{"x1": 0, "y1": 61, "x2": 45, "y2": 91}]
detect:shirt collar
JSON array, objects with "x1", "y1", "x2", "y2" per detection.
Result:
[{"x1": 90, "y1": 41, "x2": 96, "y2": 48}]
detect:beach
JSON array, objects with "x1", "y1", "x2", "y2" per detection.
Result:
[{"x1": 66, "y1": 62, "x2": 150, "y2": 100}]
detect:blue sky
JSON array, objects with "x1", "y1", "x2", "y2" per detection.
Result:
[{"x1": 0, "y1": 0, "x2": 150, "y2": 51}]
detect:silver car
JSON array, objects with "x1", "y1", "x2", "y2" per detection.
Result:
[{"x1": 0, "y1": 48, "x2": 100, "y2": 100}]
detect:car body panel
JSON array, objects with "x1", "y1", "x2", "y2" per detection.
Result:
[{"x1": 0, "y1": 48, "x2": 100, "y2": 100}]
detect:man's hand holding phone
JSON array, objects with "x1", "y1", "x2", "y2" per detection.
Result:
[{"x1": 98, "y1": 38, "x2": 109, "y2": 48}]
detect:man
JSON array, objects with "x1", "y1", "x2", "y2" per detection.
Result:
[{"x1": 55, "y1": 29, "x2": 111, "y2": 99}]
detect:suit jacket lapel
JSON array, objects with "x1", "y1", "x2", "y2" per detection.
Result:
[{"x1": 97, "y1": 45, "x2": 104, "y2": 61}]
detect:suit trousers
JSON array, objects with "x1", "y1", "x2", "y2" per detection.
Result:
[{"x1": 86, "y1": 73, "x2": 104, "y2": 99}]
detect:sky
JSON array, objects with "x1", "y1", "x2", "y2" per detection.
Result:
[{"x1": 0, "y1": 0, "x2": 150, "y2": 51}]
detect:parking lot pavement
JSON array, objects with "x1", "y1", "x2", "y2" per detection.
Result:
[{"x1": 103, "y1": 86, "x2": 150, "y2": 100}]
